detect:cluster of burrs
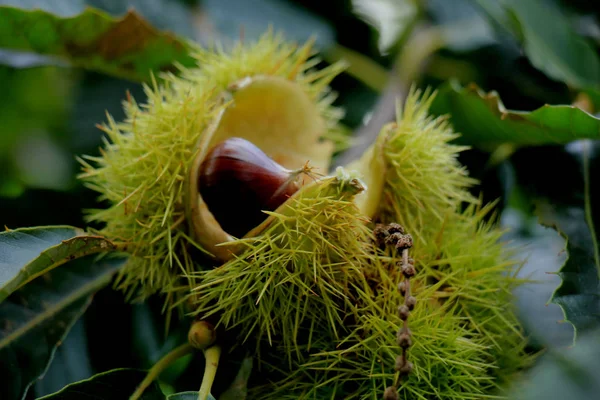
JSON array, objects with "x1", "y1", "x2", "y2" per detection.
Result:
[{"x1": 374, "y1": 223, "x2": 415, "y2": 400}]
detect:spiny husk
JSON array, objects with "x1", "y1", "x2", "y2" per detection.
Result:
[
  {"x1": 348, "y1": 86, "x2": 478, "y2": 245},
  {"x1": 78, "y1": 31, "x2": 533, "y2": 398},
  {"x1": 250, "y1": 205, "x2": 533, "y2": 400},
  {"x1": 77, "y1": 32, "x2": 346, "y2": 303},
  {"x1": 194, "y1": 89, "x2": 533, "y2": 399},
  {"x1": 187, "y1": 171, "x2": 371, "y2": 364},
  {"x1": 186, "y1": 74, "x2": 340, "y2": 261}
]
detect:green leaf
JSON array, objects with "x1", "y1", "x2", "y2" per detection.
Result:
[
  {"x1": 199, "y1": 0, "x2": 335, "y2": 50},
  {"x1": 33, "y1": 319, "x2": 93, "y2": 397},
  {"x1": 0, "y1": 256, "x2": 125, "y2": 400},
  {"x1": 508, "y1": 328, "x2": 600, "y2": 400},
  {"x1": 429, "y1": 81, "x2": 600, "y2": 149},
  {"x1": 85, "y1": 0, "x2": 196, "y2": 39},
  {"x1": 504, "y1": 0, "x2": 600, "y2": 89},
  {"x1": 0, "y1": 226, "x2": 119, "y2": 302},
  {"x1": 37, "y1": 368, "x2": 163, "y2": 399},
  {"x1": 168, "y1": 392, "x2": 216, "y2": 400},
  {"x1": 535, "y1": 142, "x2": 600, "y2": 343},
  {"x1": 427, "y1": 0, "x2": 497, "y2": 52},
  {"x1": 219, "y1": 357, "x2": 252, "y2": 400},
  {"x1": 476, "y1": 0, "x2": 600, "y2": 89},
  {"x1": 351, "y1": 0, "x2": 418, "y2": 54},
  {"x1": 0, "y1": 6, "x2": 196, "y2": 81}
]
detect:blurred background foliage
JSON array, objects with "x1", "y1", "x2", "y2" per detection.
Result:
[{"x1": 1, "y1": 0, "x2": 599, "y2": 398}]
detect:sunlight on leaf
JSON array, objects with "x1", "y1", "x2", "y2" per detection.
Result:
[
  {"x1": 430, "y1": 81, "x2": 600, "y2": 149},
  {"x1": 352, "y1": 0, "x2": 418, "y2": 54},
  {"x1": 536, "y1": 142, "x2": 600, "y2": 343},
  {"x1": 508, "y1": 328, "x2": 600, "y2": 399}
]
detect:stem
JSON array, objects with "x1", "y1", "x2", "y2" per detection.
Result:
[
  {"x1": 324, "y1": 44, "x2": 389, "y2": 92},
  {"x1": 582, "y1": 141, "x2": 600, "y2": 277},
  {"x1": 130, "y1": 343, "x2": 195, "y2": 400},
  {"x1": 198, "y1": 345, "x2": 222, "y2": 400}
]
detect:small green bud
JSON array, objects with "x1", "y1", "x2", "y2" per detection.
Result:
[{"x1": 188, "y1": 320, "x2": 216, "y2": 350}]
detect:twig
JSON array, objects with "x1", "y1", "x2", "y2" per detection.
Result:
[
  {"x1": 198, "y1": 345, "x2": 222, "y2": 400},
  {"x1": 375, "y1": 223, "x2": 415, "y2": 400},
  {"x1": 129, "y1": 343, "x2": 195, "y2": 400}
]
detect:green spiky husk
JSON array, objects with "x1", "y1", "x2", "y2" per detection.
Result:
[
  {"x1": 249, "y1": 205, "x2": 532, "y2": 400},
  {"x1": 77, "y1": 32, "x2": 345, "y2": 304},
  {"x1": 376, "y1": 88, "x2": 478, "y2": 242},
  {"x1": 188, "y1": 172, "x2": 371, "y2": 363},
  {"x1": 188, "y1": 89, "x2": 533, "y2": 398},
  {"x1": 78, "y1": 31, "x2": 533, "y2": 399}
]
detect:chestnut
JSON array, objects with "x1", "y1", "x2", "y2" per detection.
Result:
[{"x1": 198, "y1": 137, "x2": 304, "y2": 238}]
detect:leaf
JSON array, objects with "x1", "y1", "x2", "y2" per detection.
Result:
[
  {"x1": 0, "y1": 256, "x2": 125, "y2": 400},
  {"x1": 534, "y1": 142, "x2": 600, "y2": 343},
  {"x1": 85, "y1": 0, "x2": 196, "y2": 38},
  {"x1": 508, "y1": 328, "x2": 600, "y2": 400},
  {"x1": 34, "y1": 368, "x2": 217, "y2": 399},
  {"x1": 168, "y1": 392, "x2": 216, "y2": 400},
  {"x1": 0, "y1": 226, "x2": 119, "y2": 303},
  {"x1": 219, "y1": 357, "x2": 252, "y2": 400},
  {"x1": 429, "y1": 81, "x2": 600, "y2": 149},
  {"x1": 199, "y1": 0, "x2": 335, "y2": 50},
  {"x1": 427, "y1": 0, "x2": 497, "y2": 52},
  {"x1": 351, "y1": 0, "x2": 418, "y2": 54},
  {"x1": 0, "y1": 0, "x2": 86, "y2": 17},
  {"x1": 37, "y1": 368, "x2": 163, "y2": 399},
  {"x1": 33, "y1": 319, "x2": 94, "y2": 397},
  {"x1": 0, "y1": 6, "x2": 196, "y2": 82},
  {"x1": 504, "y1": 0, "x2": 600, "y2": 89},
  {"x1": 503, "y1": 208, "x2": 574, "y2": 348},
  {"x1": 476, "y1": 0, "x2": 600, "y2": 88}
]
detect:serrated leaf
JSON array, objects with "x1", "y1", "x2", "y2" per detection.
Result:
[
  {"x1": 0, "y1": 256, "x2": 125, "y2": 400},
  {"x1": 168, "y1": 392, "x2": 216, "y2": 400},
  {"x1": 0, "y1": 6, "x2": 196, "y2": 81},
  {"x1": 0, "y1": 226, "x2": 118, "y2": 302},
  {"x1": 37, "y1": 368, "x2": 163, "y2": 399},
  {"x1": 429, "y1": 81, "x2": 600, "y2": 149},
  {"x1": 508, "y1": 328, "x2": 600, "y2": 400},
  {"x1": 534, "y1": 142, "x2": 600, "y2": 342}
]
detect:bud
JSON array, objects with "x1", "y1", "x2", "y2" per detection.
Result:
[
  {"x1": 399, "y1": 361, "x2": 414, "y2": 376},
  {"x1": 387, "y1": 223, "x2": 405, "y2": 235},
  {"x1": 397, "y1": 281, "x2": 407, "y2": 296},
  {"x1": 395, "y1": 355, "x2": 405, "y2": 371},
  {"x1": 398, "y1": 304, "x2": 410, "y2": 321},
  {"x1": 188, "y1": 320, "x2": 216, "y2": 350},
  {"x1": 385, "y1": 232, "x2": 404, "y2": 247},
  {"x1": 373, "y1": 224, "x2": 389, "y2": 248},
  {"x1": 395, "y1": 234, "x2": 413, "y2": 251},
  {"x1": 401, "y1": 263, "x2": 416, "y2": 278},
  {"x1": 397, "y1": 327, "x2": 412, "y2": 348},
  {"x1": 383, "y1": 386, "x2": 399, "y2": 400}
]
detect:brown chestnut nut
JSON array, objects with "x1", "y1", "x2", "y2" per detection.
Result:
[{"x1": 199, "y1": 137, "x2": 304, "y2": 238}]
